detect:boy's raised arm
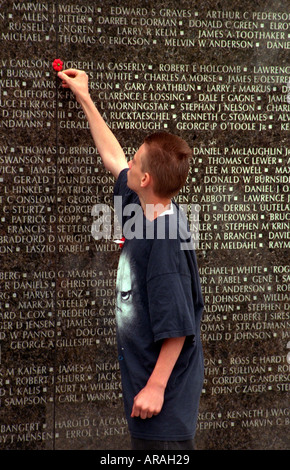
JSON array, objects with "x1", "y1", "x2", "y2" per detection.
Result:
[{"x1": 58, "y1": 69, "x2": 128, "y2": 179}]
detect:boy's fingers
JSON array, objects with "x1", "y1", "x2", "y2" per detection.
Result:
[
  {"x1": 62, "y1": 68, "x2": 83, "y2": 77},
  {"x1": 57, "y1": 71, "x2": 68, "y2": 81},
  {"x1": 57, "y1": 69, "x2": 79, "y2": 81}
]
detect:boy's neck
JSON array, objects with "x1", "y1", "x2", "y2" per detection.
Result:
[{"x1": 139, "y1": 192, "x2": 172, "y2": 221}]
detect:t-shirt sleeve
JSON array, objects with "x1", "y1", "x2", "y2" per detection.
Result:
[
  {"x1": 114, "y1": 168, "x2": 130, "y2": 198},
  {"x1": 113, "y1": 168, "x2": 140, "y2": 230},
  {"x1": 114, "y1": 168, "x2": 140, "y2": 203},
  {"x1": 146, "y1": 237, "x2": 197, "y2": 342}
]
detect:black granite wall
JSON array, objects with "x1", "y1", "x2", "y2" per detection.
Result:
[{"x1": 0, "y1": 0, "x2": 289, "y2": 450}]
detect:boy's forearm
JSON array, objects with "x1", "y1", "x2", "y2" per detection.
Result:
[
  {"x1": 78, "y1": 93, "x2": 128, "y2": 178},
  {"x1": 147, "y1": 336, "x2": 186, "y2": 389},
  {"x1": 58, "y1": 69, "x2": 128, "y2": 178},
  {"x1": 131, "y1": 336, "x2": 186, "y2": 419}
]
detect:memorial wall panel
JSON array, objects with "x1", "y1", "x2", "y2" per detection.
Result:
[{"x1": 0, "y1": 0, "x2": 289, "y2": 450}]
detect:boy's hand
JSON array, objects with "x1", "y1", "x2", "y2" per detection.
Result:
[
  {"x1": 58, "y1": 69, "x2": 89, "y2": 103},
  {"x1": 131, "y1": 383, "x2": 165, "y2": 419}
]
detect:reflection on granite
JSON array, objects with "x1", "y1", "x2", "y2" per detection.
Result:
[{"x1": 0, "y1": 0, "x2": 289, "y2": 450}]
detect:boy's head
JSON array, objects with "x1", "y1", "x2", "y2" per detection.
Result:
[{"x1": 141, "y1": 132, "x2": 192, "y2": 198}]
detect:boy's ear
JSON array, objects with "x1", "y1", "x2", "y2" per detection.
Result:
[{"x1": 140, "y1": 172, "x2": 151, "y2": 188}]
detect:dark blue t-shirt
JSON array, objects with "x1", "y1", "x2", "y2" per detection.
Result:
[{"x1": 114, "y1": 169, "x2": 204, "y2": 441}]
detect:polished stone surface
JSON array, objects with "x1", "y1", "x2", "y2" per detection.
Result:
[{"x1": 0, "y1": 0, "x2": 289, "y2": 450}]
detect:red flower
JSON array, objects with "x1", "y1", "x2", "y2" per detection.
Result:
[{"x1": 52, "y1": 59, "x2": 63, "y2": 71}]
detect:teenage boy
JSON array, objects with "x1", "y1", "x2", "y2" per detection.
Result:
[{"x1": 58, "y1": 69, "x2": 204, "y2": 450}]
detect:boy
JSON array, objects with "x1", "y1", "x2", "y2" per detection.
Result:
[{"x1": 58, "y1": 69, "x2": 204, "y2": 450}]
